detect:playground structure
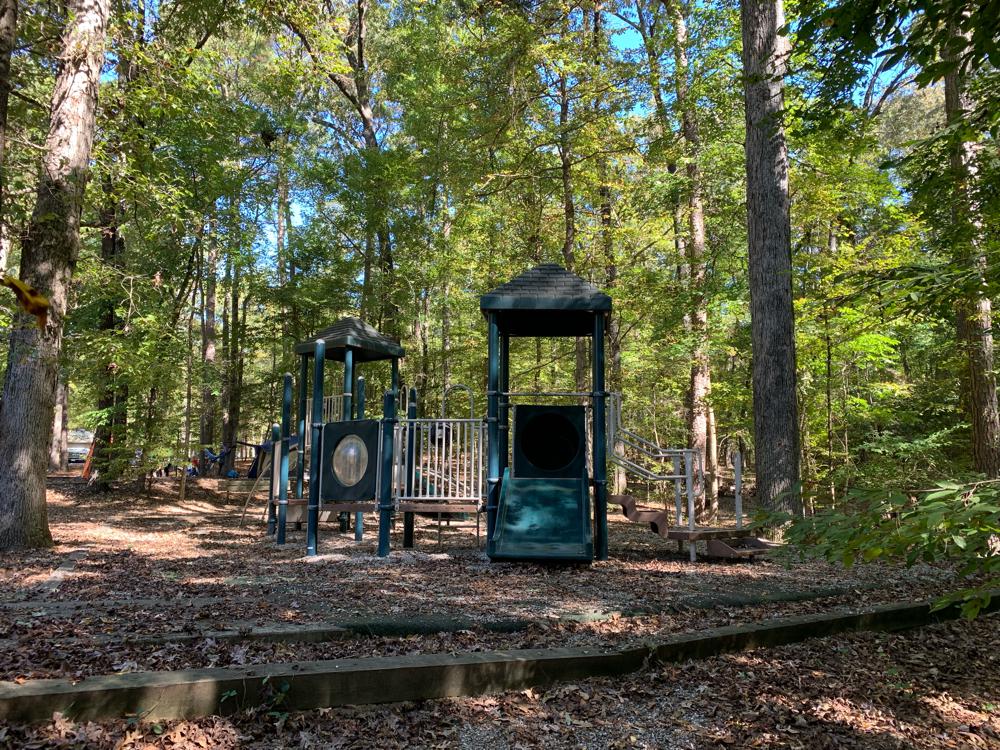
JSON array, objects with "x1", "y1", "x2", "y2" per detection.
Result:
[{"x1": 264, "y1": 265, "x2": 761, "y2": 562}]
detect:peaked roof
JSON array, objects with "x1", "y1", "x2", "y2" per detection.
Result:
[
  {"x1": 294, "y1": 316, "x2": 404, "y2": 362},
  {"x1": 480, "y1": 264, "x2": 612, "y2": 313}
]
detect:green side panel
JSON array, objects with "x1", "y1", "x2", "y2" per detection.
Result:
[{"x1": 488, "y1": 469, "x2": 593, "y2": 562}]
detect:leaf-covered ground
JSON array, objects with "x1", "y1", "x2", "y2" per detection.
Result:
[
  {"x1": 0, "y1": 478, "x2": 981, "y2": 684},
  {"x1": 1, "y1": 614, "x2": 997, "y2": 749},
  {"x1": 2, "y1": 478, "x2": 996, "y2": 749}
]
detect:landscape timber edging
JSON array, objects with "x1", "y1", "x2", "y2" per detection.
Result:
[{"x1": 0, "y1": 592, "x2": 995, "y2": 725}]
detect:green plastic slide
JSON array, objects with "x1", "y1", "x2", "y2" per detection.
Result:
[{"x1": 488, "y1": 468, "x2": 593, "y2": 562}]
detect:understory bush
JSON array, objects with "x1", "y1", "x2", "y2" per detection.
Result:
[{"x1": 764, "y1": 479, "x2": 1000, "y2": 617}]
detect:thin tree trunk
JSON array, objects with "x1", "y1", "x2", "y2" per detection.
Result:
[
  {"x1": 944, "y1": 39, "x2": 1000, "y2": 476},
  {"x1": 740, "y1": 0, "x2": 801, "y2": 520},
  {"x1": 276, "y1": 161, "x2": 292, "y2": 360},
  {"x1": 91, "y1": 8, "x2": 144, "y2": 490},
  {"x1": 0, "y1": 0, "x2": 110, "y2": 550},
  {"x1": 556, "y1": 69, "x2": 587, "y2": 393},
  {"x1": 706, "y1": 403, "x2": 718, "y2": 519},
  {"x1": 0, "y1": 0, "x2": 16, "y2": 271},
  {"x1": 200, "y1": 230, "x2": 218, "y2": 468},
  {"x1": 222, "y1": 266, "x2": 243, "y2": 474},
  {"x1": 137, "y1": 386, "x2": 157, "y2": 492},
  {"x1": 179, "y1": 295, "x2": 195, "y2": 501},
  {"x1": 669, "y1": 0, "x2": 717, "y2": 518},
  {"x1": 92, "y1": 172, "x2": 128, "y2": 491},
  {"x1": 49, "y1": 377, "x2": 68, "y2": 472},
  {"x1": 417, "y1": 290, "x2": 430, "y2": 399},
  {"x1": 360, "y1": 231, "x2": 374, "y2": 323},
  {"x1": 825, "y1": 226, "x2": 836, "y2": 506}
]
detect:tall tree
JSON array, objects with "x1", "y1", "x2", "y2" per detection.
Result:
[
  {"x1": 0, "y1": 0, "x2": 16, "y2": 271},
  {"x1": 740, "y1": 0, "x2": 801, "y2": 516},
  {"x1": 199, "y1": 231, "x2": 219, "y2": 467},
  {"x1": 285, "y1": 0, "x2": 400, "y2": 335},
  {"x1": 0, "y1": 0, "x2": 111, "y2": 550},
  {"x1": 668, "y1": 0, "x2": 718, "y2": 517},
  {"x1": 796, "y1": 0, "x2": 1000, "y2": 477},
  {"x1": 944, "y1": 32, "x2": 1000, "y2": 476}
]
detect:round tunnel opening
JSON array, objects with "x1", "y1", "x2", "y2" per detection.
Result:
[{"x1": 518, "y1": 410, "x2": 582, "y2": 474}]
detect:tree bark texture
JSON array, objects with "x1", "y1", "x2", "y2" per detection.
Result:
[
  {"x1": 0, "y1": 0, "x2": 110, "y2": 550},
  {"x1": 740, "y1": 0, "x2": 801, "y2": 516},
  {"x1": 944, "y1": 45, "x2": 1000, "y2": 477}
]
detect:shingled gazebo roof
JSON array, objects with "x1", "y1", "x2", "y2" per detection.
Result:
[
  {"x1": 480, "y1": 264, "x2": 611, "y2": 337},
  {"x1": 294, "y1": 316, "x2": 404, "y2": 362}
]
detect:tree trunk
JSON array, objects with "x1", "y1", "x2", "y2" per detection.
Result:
[
  {"x1": 276, "y1": 162, "x2": 290, "y2": 356},
  {"x1": 0, "y1": 0, "x2": 16, "y2": 270},
  {"x1": 740, "y1": 0, "x2": 801, "y2": 518},
  {"x1": 221, "y1": 262, "x2": 241, "y2": 473},
  {"x1": 49, "y1": 377, "x2": 68, "y2": 472},
  {"x1": 0, "y1": 0, "x2": 109, "y2": 550},
  {"x1": 944, "y1": 41, "x2": 1000, "y2": 476},
  {"x1": 179, "y1": 294, "x2": 195, "y2": 501},
  {"x1": 91, "y1": 9, "x2": 145, "y2": 490},
  {"x1": 556, "y1": 70, "x2": 587, "y2": 393},
  {"x1": 669, "y1": 0, "x2": 717, "y2": 519},
  {"x1": 200, "y1": 229, "x2": 218, "y2": 470},
  {"x1": 91, "y1": 173, "x2": 128, "y2": 491}
]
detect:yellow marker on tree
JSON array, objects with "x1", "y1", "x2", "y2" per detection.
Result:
[{"x1": 0, "y1": 274, "x2": 50, "y2": 330}]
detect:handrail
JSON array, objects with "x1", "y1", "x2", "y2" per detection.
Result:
[{"x1": 609, "y1": 453, "x2": 678, "y2": 482}]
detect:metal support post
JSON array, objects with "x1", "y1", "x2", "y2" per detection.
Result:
[
  {"x1": 592, "y1": 314, "x2": 609, "y2": 561},
  {"x1": 499, "y1": 334, "x2": 509, "y2": 476},
  {"x1": 266, "y1": 422, "x2": 279, "y2": 536},
  {"x1": 403, "y1": 388, "x2": 417, "y2": 548},
  {"x1": 296, "y1": 355, "x2": 308, "y2": 499},
  {"x1": 486, "y1": 314, "x2": 500, "y2": 542},
  {"x1": 377, "y1": 390, "x2": 396, "y2": 557},
  {"x1": 685, "y1": 451, "x2": 696, "y2": 562},
  {"x1": 306, "y1": 340, "x2": 326, "y2": 556},
  {"x1": 276, "y1": 374, "x2": 292, "y2": 545},
  {"x1": 354, "y1": 376, "x2": 366, "y2": 541},
  {"x1": 673, "y1": 453, "x2": 683, "y2": 525}
]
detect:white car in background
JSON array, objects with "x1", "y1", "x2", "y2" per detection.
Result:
[{"x1": 67, "y1": 429, "x2": 94, "y2": 463}]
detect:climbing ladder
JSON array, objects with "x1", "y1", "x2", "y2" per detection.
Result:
[{"x1": 606, "y1": 393, "x2": 771, "y2": 561}]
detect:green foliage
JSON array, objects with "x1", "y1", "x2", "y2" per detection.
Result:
[
  {"x1": 0, "y1": 0, "x2": 989, "y2": 562},
  {"x1": 772, "y1": 479, "x2": 1000, "y2": 617}
]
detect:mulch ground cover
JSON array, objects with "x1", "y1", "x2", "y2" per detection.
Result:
[
  {"x1": 1, "y1": 613, "x2": 996, "y2": 749},
  {"x1": 1, "y1": 476, "x2": 996, "y2": 748}
]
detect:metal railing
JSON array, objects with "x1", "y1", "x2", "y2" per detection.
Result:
[
  {"x1": 392, "y1": 417, "x2": 486, "y2": 504},
  {"x1": 606, "y1": 392, "x2": 704, "y2": 529}
]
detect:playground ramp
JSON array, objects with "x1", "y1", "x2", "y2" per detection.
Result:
[{"x1": 611, "y1": 494, "x2": 771, "y2": 560}]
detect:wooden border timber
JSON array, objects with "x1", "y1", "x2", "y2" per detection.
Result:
[{"x1": 0, "y1": 593, "x2": 995, "y2": 724}]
